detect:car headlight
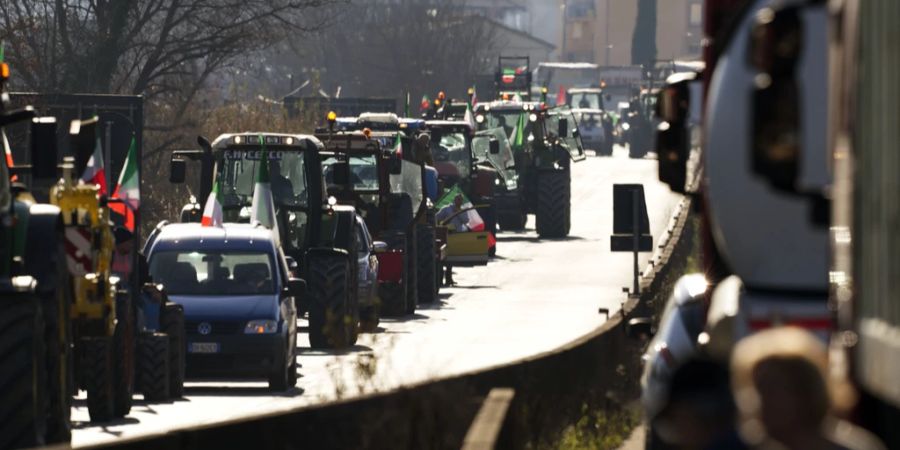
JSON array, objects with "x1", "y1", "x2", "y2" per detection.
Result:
[{"x1": 245, "y1": 320, "x2": 278, "y2": 334}]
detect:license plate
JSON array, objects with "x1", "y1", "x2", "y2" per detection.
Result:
[{"x1": 189, "y1": 342, "x2": 220, "y2": 354}]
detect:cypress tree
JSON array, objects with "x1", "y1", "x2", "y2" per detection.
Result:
[{"x1": 631, "y1": 0, "x2": 658, "y2": 69}]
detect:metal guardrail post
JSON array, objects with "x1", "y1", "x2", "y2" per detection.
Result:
[{"x1": 461, "y1": 388, "x2": 515, "y2": 450}]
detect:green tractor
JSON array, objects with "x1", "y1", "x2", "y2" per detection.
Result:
[
  {"x1": 170, "y1": 133, "x2": 360, "y2": 349},
  {"x1": 474, "y1": 101, "x2": 585, "y2": 238},
  {"x1": 0, "y1": 78, "x2": 74, "y2": 447}
]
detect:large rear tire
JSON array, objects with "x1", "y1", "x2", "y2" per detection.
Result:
[
  {"x1": 536, "y1": 171, "x2": 571, "y2": 238},
  {"x1": 404, "y1": 231, "x2": 418, "y2": 315},
  {"x1": 41, "y1": 247, "x2": 73, "y2": 443},
  {"x1": 378, "y1": 280, "x2": 407, "y2": 317},
  {"x1": 112, "y1": 293, "x2": 135, "y2": 418},
  {"x1": 415, "y1": 225, "x2": 437, "y2": 305},
  {"x1": 307, "y1": 255, "x2": 356, "y2": 349},
  {"x1": 0, "y1": 298, "x2": 48, "y2": 449},
  {"x1": 137, "y1": 332, "x2": 170, "y2": 402},
  {"x1": 83, "y1": 336, "x2": 115, "y2": 422},
  {"x1": 160, "y1": 304, "x2": 185, "y2": 398}
]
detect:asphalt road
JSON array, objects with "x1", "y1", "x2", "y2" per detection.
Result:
[{"x1": 72, "y1": 146, "x2": 683, "y2": 447}]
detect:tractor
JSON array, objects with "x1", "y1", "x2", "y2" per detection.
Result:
[
  {"x1": 474, "y1": 100, "x2": 585, "y2": 238},
  {"x1": 170, "y1": 132, "x2": 359, "y2": 349},
  {"x1": 316, "y1": 128, "x2": 438, "y2": 319}
]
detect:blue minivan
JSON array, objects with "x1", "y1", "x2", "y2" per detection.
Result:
[{"x1": 144, "y1": 222, "x2": 303, "y2": 391}]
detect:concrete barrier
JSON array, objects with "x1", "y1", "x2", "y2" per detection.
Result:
[{"x1": 88, "y1": 198, "x2": 696, "y2": 450}]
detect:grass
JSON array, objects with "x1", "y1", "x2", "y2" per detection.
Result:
[{"x1": 551, "y1": 406, "x2": 641, "y2": 450}]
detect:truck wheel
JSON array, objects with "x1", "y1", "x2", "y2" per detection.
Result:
[
  {"x1": 83, "y1": 336, "x2": 115, "y2": 422},
  {"x1": 112, "y1": 293, "x2": 136, "y2": 418},
  {"x1": 161, "y1": 304, "x2": 185, "y2": 398},
  {"x1": 416, "y1": 224, "x2": 437, "y2": 305},
  {"x1": 137, "y1": 332, "x2": 170, "y2": 402},
  {"x1": 404, "y1": 232, "x2": 418, "y2": 315},
  {"x1": 307, "y1": 255, "x2": 355, "y2": 349},
  {"x1": 0, "y1": 298, "x2": 48, "y2": 449},
  {"x1": 536, "y1": 171, "x2": 571, "y2": 238},
  {"x1": 498, "y1": 211, "x2": 527, "y2": 231},
  {"x1": 359, "y1": 306, "x2": 379, "y2": 332}
]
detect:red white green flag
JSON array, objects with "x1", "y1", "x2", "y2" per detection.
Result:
[
  {"x1": 80, "y1": 135, "x2": 107, "y2": 194},
  {"x1": 110, "y1": 137, "x2": 139, "y2": 230},
  {"x1": 501, "y1": 68, "x2": 516, "y2": 84},
  {"x1": 201, "y1": 175, "x2": 223, "y2": 227},
  {"x1": 420, "y1": 94, "x2": 431, "y2": 111},
  {"x1": 250, "y1": 135, "x2": 279, "y2": 240}
]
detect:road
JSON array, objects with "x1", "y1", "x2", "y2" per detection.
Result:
[{"x1": 72, "y1": 146, "x2": 682, "y2": 447}]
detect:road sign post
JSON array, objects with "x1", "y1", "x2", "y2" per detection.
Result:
[{"x1": 610, "y1": 184, "x2": 653, "y2": 296}]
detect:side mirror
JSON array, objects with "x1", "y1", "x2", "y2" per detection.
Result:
[
  {"x1": 626, "y1": 317, "x2": 655, "y2": 339},
  {"x1": 372, "y1": 241, "x2": 388, "y2": 253},
  {"x1": 331, "y1": 161, "x2": 350, "y2": 186},
  {"x1": 287, "y1": 278, "x2": 307, "y2": 309},
  {"x1": 557, "y1": 118, "x2": 569, "y2": 138},
  {"x1": 170, "y1": 157, "x2": 186, "y2": 183},
  {"x1": 285, "y1": 256, "x2": 300, "y2": 274},
  {"x1": 31, "y1": 117, "x2": 58, "y2": 180},
  {"x1": 489, "y1": 139, "x2": 500, "y2": 155}
]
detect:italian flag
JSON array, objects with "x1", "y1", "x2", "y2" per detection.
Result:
[
  {"x1": 110, "y1": 137, "x2": 139, "y2": 231},
  {"x1": 250, "y1": 136, "x2": 279, "y2": 238},
  {"x1": 435, "y1": 185, "x2": 495, "y2": 249},
  {"x1": 501, "y1": 68, "x2": 516, "y2": 84},
  {"x1": 80, "y1": 135, "x2": 107, "y2": 194},
  {"x1": 469, "y1": 86, "x2": 479, "y2": 109},
  {"x1": 201, "y1": 176, "x2": 223, "y2": 227},
  {"x1": 420, "y1": 94, "x2": 431, "y2": 111}
]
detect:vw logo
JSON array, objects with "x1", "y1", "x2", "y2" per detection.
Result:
[{"x1": 197, "y1": 322, "x2": 212, "y2": 335}]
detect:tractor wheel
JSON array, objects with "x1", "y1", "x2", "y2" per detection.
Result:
[
  {"x1": 82, "y1": 336, "x2": 116, "y2": 422},
  {"x1": 378, "y1": 276, "x2": 407, "y2": 317},
  {"x1": 41, "y1": 245, "x2": 73, "y2": 443},
  {"x1": 359, "y1": 306, "x2": 379, "y2": 333},
  {"x1": 498, "y1": 211, "x2": 527, "y2": 231},
  {"x1": 404, "y1": 232, "x2": 418, "y2": 315},
  {"x1": 536, "y1": 171, "x2": 571, "y2": 238},
  {"x1": 137, "y1": 332, "x2": 170, "y2": 402},
  {"x1": 307, "y1": 255, "x2": 356, "y2": 349},
  {"x1": 415, "y1": 224, "x2": 437, "y2": 305},
  {"x1": 0, "y1": 298, "x2": 48, "y2": 449},
  {"x1": 112, "y1": 293, "x2": 136, "y2": 418},
  {"x1": 160, "y1": 304, "x2": 185, "y2": 398}
]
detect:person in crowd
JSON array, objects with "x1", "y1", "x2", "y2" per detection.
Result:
[
  {"x1": 652, "y1": 357, "x2": 748, "y2": 450},
  {"x1": 731, "y1": 327, "x2": 885, "y2": 450}
]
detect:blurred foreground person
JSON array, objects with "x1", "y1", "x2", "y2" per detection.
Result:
[
  {"x1": 731, "y1": 328, "x2": 884, "y2": 450},
  {"x1": 652, "y1": 358, "x2": 748, "y2": 450}
]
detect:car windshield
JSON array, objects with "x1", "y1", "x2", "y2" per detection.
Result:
[
  {"x1": 149, "y1": 250, "x2": 276, "y2": 296},
  {"x1": 219, "y1": 148, "x2": 308, "y2": 208},
  {"x1": 322, "y1": 155, "x2": 379, "y2": 191},
  {"x1": 569, "y1": 92, "x2": 603, "y2": 110},
  {"x1": 430, "y1": 130, "x2": 470, "y2": 178}
]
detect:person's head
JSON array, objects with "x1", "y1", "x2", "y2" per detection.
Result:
[
  {"x1": 731, "y1": 327, "x2": 851, "y2": 445},
  {"x1": 453, "y1": 194, "x2": 464, "y2": 208},
  {"x1": 654, "y1": 358, "x2": 736, "y2": 449}
]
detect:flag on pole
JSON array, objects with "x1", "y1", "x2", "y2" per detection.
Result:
[
  {"x1": 110, "y1": 136, "x2": 139, "y2": 231},
  {"x1": 435, "y1": 185, "x2": 485, "y2": 232},
  {"x1": 201, "y1": 175, "x2": 224, "y2": 227},
  {"x1": 404, "y1": 92, "x2": 411, "y2": 117},
  {"x1": 3, "y1": 129, "x2": 15, "y2": 181},
  {"x1": 510, "y1": 113, "x2": 527, "y2": 149},
  {"x1": 501, "y1": 68, "x2": 516, "y2": 84},
  {"x1": 80, "y1": 135, "x2": 108, "y2": 194},
  {"x1": 392, "y1": 131, "x2": 402, "y2": 156},
  {"x1": 420, "y1": 95, "x2": 431, "y2": 111},
  {"x1": 250, "y1": 135, "x2": 279, "y2": 240},
  {"x1": 469, "y1": 86, "x2": 479, "y2": 110},
  {"x1": 464, "y1": 104, "x2": 476, "y2": 130},
  {"x1": 556, "y1": 85, "x2": 568, "y2": 106}
]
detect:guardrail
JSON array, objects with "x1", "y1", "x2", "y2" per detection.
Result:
[{"x1": 88, "y1": 197, "x2": 696, "y2": 450}]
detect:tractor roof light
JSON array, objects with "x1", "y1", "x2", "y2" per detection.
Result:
[
  {"x1": 0, "y1": 63, "x2": 9, "y2": 80},
  {"x1": 467, "y1": 87, "x2": 474, "y2": 95},
  {"x1": 438, "y1": 91, "x2": 446, "y2": 100},
  {"x1": 327, "y1": 111, "x2": 337, "y2": 122},
  {"x1": 233, "y1": 135, "x2": 244, "y2": 144},
  {"x1": 541, "y1": 86, "x2": 548, "y2": 94}
]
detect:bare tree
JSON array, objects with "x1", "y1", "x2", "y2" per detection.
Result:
[{"x1": 296, "y1": 0, "x2": 496, "y2": 103}]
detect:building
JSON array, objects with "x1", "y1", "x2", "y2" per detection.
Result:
[{"x1": 560, "y1": 0, "x2": 703, "y2": 66}]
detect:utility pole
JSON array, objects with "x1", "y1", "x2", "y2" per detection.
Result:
[{"x1": 604, "y1": 0, "x2": 610, "y2": 66}]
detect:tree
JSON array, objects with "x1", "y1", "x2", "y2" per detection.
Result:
[
  {"x1": 292, "y1": 0, "x2": 496, "y2": 103},
  {"x1": 631, "y1": 0, "x2": 657, "y2": 69}
]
